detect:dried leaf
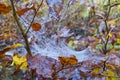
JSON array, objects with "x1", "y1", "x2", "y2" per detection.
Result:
[
  {"x1": 0, "y1": 43, "x2": 22, "y2": 59},
  {"x1": 16, "y1": 5, "x2": 35, "y2": 16},
  {"x1": 32, "y1": 23, "x2": 42, "y2": 31},
  {"x1": 28, "y1": 54, "x2": 61, "y2": 78},
  {"x1": 0, "y1": 47, "x2": 12, "y2": 58},
  {"x1": 0, "y1": 3, "x2": 12, "y2": 14},
  {"x1": 58, "y1": 55, "x2": 78, "y2": 66},
  {"x1": 11, "y1": 67, "x2": 21, "y2": 76},
  {"x1": 0, "y1": 52, "x2": 5, "y2": 58},
  {"x1": 0, "y1": 55, "x2": 12, "y2": 66},
  {"x1": 106, "y1": 63, "x2": 116, "y2": 71}
]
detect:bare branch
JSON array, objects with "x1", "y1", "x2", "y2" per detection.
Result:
[
  {"x1": 25, "y1": 0, "x2": 44, "y2": 34},
  {"x1": 10, "y1": 0, "x2": 32, "y2": 56}
]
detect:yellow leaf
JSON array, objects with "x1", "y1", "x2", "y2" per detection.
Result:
[
  {"x1": 11, "y1": 53, "x2": 28, "y2": 70},
  {"x1": 11, "y1": 43, "x2": 22, "y2": 49},
  {"x1": 58, "y1": 55, "x2": 78, "y2": 66},
  {"x1": 102, "y1": 70, "x2": 119, "y2": 80},
  {"x1": 91, "y1": 68, "x2": 100, "y2": 75},
  {"x1": 32, "y1": 23, "x2": 42, "y2": 31},
  {"x1": 107, "y1": 18, "x2": 120, "y2": 28},
  {"x1": 108, "y1": 32, "x2": 112, "y2": 38},
  {"x1": 106, "y1": 63, "x2": 116, "y2": 71}
]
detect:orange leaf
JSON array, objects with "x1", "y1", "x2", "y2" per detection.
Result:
[
  {"x1": 16, "y1": 5, "x2": 35, "y2": 16},
  {"x1": 58, "y1": 55, "x2": 78, "y2": 66},
  {"x1": 32, "y1": 23, "x2": 42, "y2": 31},
  {"x1": 0, "y1": 3, "x2": 12, "y2": 14}
]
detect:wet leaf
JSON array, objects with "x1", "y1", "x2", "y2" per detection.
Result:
[
  {"x1": 58, "y1": 55, "x2": 78, "y2": 66},
  {"x1": 31, "y1": 23, "x2": 42, "y2": 31}
]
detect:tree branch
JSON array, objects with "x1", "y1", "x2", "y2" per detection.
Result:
[
  {"x1": 10, "y1": 0, "x2": 32, "y2": 56},
  {"x1": 103, "y1": 2, "x2": 120, "y2": 54},
  {"x1": 25, "y1": 0, "x2": 44, "y2": 34}
]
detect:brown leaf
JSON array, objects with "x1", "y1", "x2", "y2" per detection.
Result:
[
  {"x1": 11, "y1": 67, "x2": 21, "y2": 76},
  {"x1": 16, "y1": 5, "x2": 35, "y2": 16},
  {"x1": 0, "y1": 55, "x2": 12, "y2": 67},
  {"x1": 28, "y1": 54, "x2": 61, "y2": 78},
  {"x1": 0, "y1": 47, "x2": 12, "y2": 58},
  {"x1": 58, "y1": 55, "x2": 78, "y2": 66},
  {"x1": 0, "y1": 43, "x2": 22, "y2": 58},
  {"x1": 0, "y1": 3, "x2": 12, "y2": 14},
  {"x1": 32, "y1": 23, "x2": 42, "y2": 31}
]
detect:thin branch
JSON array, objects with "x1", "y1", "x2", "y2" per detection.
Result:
[
  {"x1": 104, "y1": 2, "x2": 120, "y2": 34},
  {"x1": 25, "y1": 0, "x2": 44, "y2": 34},
  {"x1": 10, "y1": 0, "x2": 32, "y2": 56},
  {"x1": 10, "y1": 0, "x2": 25, "y2": 36},
  {"x1": 102, "y1": 1, "x2": 120, "y2": 71},
  {"x1": 103, "y1": 2, "x2": 120, "y2": 54},
  {"x1": 52, "y1": 63, "x2": 82, "y2": 77},
  {"x1": 110, "y1": 2, "x2": 120, "y2": 7}
]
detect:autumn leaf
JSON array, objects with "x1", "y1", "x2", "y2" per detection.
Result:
[
  {"x1": 11, "y1": 52, "x2": 28, "y2": 70},
  {"x1": 0, "y1": 47, "x2": 11, "y2": 58},
  {"x1": 0, "y1": 55, "x2": 12, "y2": 67},
  {"x1": 102, "y1": 70, "x2": 119, "y2": 80},
  {"x1": 31, "y1": 23, "x2": 42, "y2": 31},
  {"x1": 91, "y1": 68, "x2": 100, "y2": 75},
  {"x1": 11, "y1": 43, "x2": 22, "y2": 49},
  {"x1": 28, "y1": 54, "x2": 61, "y2": 77},
  {"x1": 106, "y1": 63, "x2": 116, "y2": 71},
  {"x1": 0, "y1": 43, "x2": 22, "y2": 58},
  {"x1": 16, "y1": 5, "x2": 36, "y2": 16},
  {"x1": 0, "y1": 3, "x2": 12, "y2": 14},
  {"x1": 58, "y1": 55, "x2": 78, "y2": 66}
]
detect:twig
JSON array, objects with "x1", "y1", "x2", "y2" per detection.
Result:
[
  {"x1": 25, "y1": 0, "x2": 44, "y2": 34},
  {"x1": 10, "y1": 0, "x2": 32, "y2": 56},
  {"x1": 105, "y1": 2, "x2": 120, "y2": 33},
  {"x1": 103, "y1": 0, "x2": 120, "y2": 71},
  {"x1": 110, "y1": 3, "x2": 120, "y2": 7},
  {"x1": 104, "y1": 2, "x2": 120, "y2": 54},
  {"x1": 52, "y1": 63, "x2": 82, "y2": 77}
]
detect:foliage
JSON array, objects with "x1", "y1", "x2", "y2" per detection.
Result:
[{"x1": 0, "y1": 0, "x2": 120, "y2": 79}]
